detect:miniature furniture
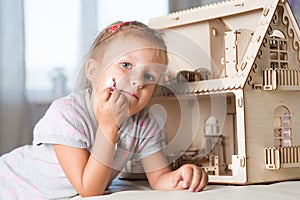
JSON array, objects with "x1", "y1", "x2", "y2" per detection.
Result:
[{"x1": 146, "y1": 0, "x2": 300, "y2": 184}]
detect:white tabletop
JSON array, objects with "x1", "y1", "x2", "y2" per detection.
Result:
[{"x1": 71, "y1": 179, "x2": 300, "y2": 200}]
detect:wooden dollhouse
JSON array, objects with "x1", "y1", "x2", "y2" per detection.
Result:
[{"x1": 147, "y1": 0, "x2": 300, "y2": 184}]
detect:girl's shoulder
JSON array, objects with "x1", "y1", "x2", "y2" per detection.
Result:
[
  {"x1": 51, "y1": 89, "x2": 90, "y2": 109},
  {"x1": 47, "y1": 89, "x2": 95, "y2": 121},
  {"x1": 33, "y1": 89, "x2": 96, "y2": 148}
]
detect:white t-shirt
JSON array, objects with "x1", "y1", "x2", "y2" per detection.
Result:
[{"x1": 0, "y1": 89, "x2": 163, "y2": 199}]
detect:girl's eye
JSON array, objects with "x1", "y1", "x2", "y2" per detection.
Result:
[
  {"x1": 120, "y1": 62, "x2": 132, "y2": 69},
  {"x1": 144, "y1": 73, "x2": 155, "y2": 82}
]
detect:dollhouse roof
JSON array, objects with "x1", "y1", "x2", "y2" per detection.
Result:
[
  {"x1": 149, "y1": 0, "x2": 300, "y2": 94},
  {"x1": 168, "y1": 76, "x2": 245, "y2": 95}
]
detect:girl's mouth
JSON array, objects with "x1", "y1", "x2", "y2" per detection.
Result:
[{"x1": 120, "y1": 90, "x2": 139, "y2": 100}]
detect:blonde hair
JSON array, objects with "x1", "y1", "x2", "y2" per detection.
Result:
[{"x1": 75, "y1": 21, "x2": 168, "y2": 90}]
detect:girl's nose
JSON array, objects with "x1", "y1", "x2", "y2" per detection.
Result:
[
  {"x1": 130, "y1": 70, "x2": 145, "y2": 89},
  {"x1": 131, "y1": 78, "x2": 143, "y2": 89},
  {"x1": 129, "y1": 67, "x2": 146, "y2": 89}
]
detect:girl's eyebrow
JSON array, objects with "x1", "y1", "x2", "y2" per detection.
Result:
[
  {"x1": 117, "y1": 54, "x2": 134, "y2": 63},
  {"x1": 118, "y1": 55, "x2": 129, "y2": 61}
]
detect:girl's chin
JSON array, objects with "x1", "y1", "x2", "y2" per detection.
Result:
[{"x1": 128, "y1": 106, "x2": 143, "y2": 116}]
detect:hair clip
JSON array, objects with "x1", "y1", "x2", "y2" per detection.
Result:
[{"x1": 108, "y1": 21, "x2": 135, "y2": 33}]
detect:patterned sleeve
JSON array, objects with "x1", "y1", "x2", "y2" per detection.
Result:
[{"x1": 32, "y1": 94, "x2": 95, "y2": 149}]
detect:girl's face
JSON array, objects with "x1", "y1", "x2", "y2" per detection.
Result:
[{"x1": 88, "y1": 39, "x2": 166, "y2": 116}]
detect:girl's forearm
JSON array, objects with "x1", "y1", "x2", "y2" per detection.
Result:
[
  {"x1": 78, "y1": 128, "x2": 117, "y2": 196},
  {"x1": 79, "y1": 155, "x2": 113, "y2": 197},
  {"x1": 54, "y1": 128, "x2": 117, "y2": 197},
  {"x1": 53, "y1": 144, "x2": 114, "y2": 197}
]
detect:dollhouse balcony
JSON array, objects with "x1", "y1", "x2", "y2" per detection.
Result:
[
  {"x1": 264, "y1": 146, "x2": 300, "y2": 169},
  {"x1": 263, "y1": 68, "x2": 300, "y2": 90}
]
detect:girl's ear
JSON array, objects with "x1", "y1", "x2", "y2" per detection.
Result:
[{"x1": 85, "y1": 59, "x2": 98, "y2": 82}]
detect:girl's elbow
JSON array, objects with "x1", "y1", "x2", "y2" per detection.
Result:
[
  {"x1": 78, "y1": 190, "x2": 104, "y2": 198},
  {"x1": 76, "y1": 185, "x2": 106, "y2": 197}
]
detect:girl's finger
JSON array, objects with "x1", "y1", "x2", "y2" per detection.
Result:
[
  {"x1": 181, "y1": 166, "x2": 193, "y2": 188},
  {"x1": 172, "y1": 171, "x2": 183, "y2": 188},
  {"x1": 195, "y1": 169, "x2": 208, "y2": 192},
  {"x1": 99, "y1": 87, "x2": 113, "y2": 102},
  {"x1": 111, "y1": 91, "x2": 127, "y2": 110},
  {"x1": 188, "y1": 167, "x2": 201, "y2": 192},
  {"x1": 92, "y1": 88, "x2": 112, "y2": 113}
]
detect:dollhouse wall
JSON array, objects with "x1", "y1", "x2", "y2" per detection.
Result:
[
  {"x1": 161, "y1": 24, "x2": 212, "y2": 73},
  {"x1": 250, "y1": 5, "x2": 300, "y2": 87},
  {"x1": 242, "y1": 2, "x2": 300, "y2": 183},
  {"x1": 243, "y1": 84, "x2": 300, "y2": 183},
  {"x1": 150, "y1": 3, "x2": 264, "y2": 79}
]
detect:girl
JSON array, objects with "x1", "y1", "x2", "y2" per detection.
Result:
[{"x1": 0, "y1": 21, "x2": 208, "y2": 199}]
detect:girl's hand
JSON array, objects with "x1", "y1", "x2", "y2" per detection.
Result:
[
  {"x1": 93, "y1": 87, "x2": 129, "y2": 141},
  {"x1": 172, "y1": 164, "x2": 208, "y2": 192},
  {"x1": 110, "y1": 88, "x2": 131, "y2": 127}
]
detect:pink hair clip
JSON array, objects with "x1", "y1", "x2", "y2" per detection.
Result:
[{"x1": 108, "y1": 21, "x2": 135, "y2": 33}]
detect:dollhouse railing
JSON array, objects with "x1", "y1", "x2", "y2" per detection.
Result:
[
  {"x1": 263, "y1": 68, "x2": 300, "y2": 90},
  {"x1": 265, "y1": 146, "x2": 300, "y2": 169}
]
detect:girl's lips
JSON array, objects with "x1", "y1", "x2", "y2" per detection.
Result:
[{"x1": 120, "y1": 90, "x2": 139, "y2": 100}]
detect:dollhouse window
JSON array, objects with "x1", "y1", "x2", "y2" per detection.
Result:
[
  {"x1": 204, "y1": 116, "x2": 220, "y2": 136},
  {"x1": 269, "y1": 30, "x2": 288, "y2": 69},
  {"x1": 273, "y1": 106, "x2": 292, "y2": 147},
  {"x1": 203, "y1": 116, "x2": 221, "y2": 155}
]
